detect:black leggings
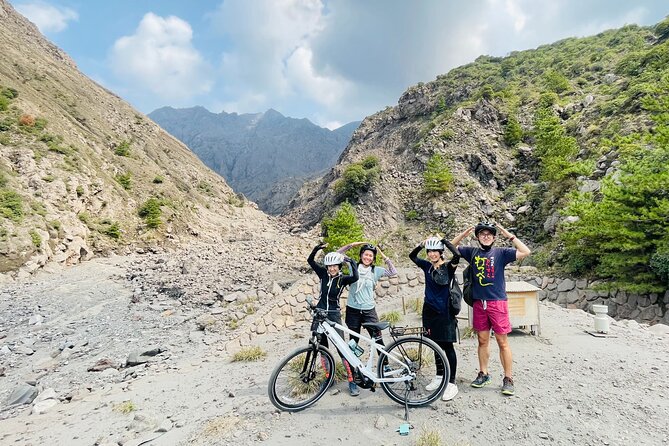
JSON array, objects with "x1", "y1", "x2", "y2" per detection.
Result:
[{"x1": 434, "y1": 340, "x2": 457, "y2": 384}]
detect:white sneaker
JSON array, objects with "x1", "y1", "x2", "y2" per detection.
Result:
[
  {"x1": 425, "y1": 375, "x2": 443, "y2": 391},
  {"x1": 442, "y1": 382, "x2": 459, "y2": 401}
]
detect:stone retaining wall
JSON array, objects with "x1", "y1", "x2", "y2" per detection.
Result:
[{"x1": 225, "y1": 267, "x2": 667, "y2": 351}]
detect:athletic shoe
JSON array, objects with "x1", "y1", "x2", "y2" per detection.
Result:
[
  {"x1": 442, "y1": 383, "x2": 459, "y2": 401},
  {"x1": 470, "y1": 371, "x2": 491, "y2": 388},
  {"x1": 501, "y1": 376, "x2": 515, "y2": 395},
  {"x1": 425, "y1": 375, "x2": 444, "y2": 391},
  {"x1": 349, "y1": 382, "x2": 360, "y2": 397}
]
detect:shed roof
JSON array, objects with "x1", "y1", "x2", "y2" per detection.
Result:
[{"x1": 506, "y1": 281, "x2": 541, "y2": 292}]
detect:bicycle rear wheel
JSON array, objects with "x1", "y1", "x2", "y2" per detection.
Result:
[
  {"x1": 378, "y1": 336, "x2": 448, "y2": 407},
  {"x1": 268, "y1": 345, "x2": 336, "y2": 412}
]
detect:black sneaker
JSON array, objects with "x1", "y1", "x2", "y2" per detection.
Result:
[
  {"x1": 501, "y1": 376, "x2": 515, "y2": 395},
  {"x1": 470, "y1": 371, "x2": 491, "y2": 388},
  {"x1": 348, "y1": 382, "x2": 360, "y2": 397}
]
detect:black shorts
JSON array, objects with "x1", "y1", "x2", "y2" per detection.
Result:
[{"x1": 345, "y1": 306, "x2": 381, "y2": 334}]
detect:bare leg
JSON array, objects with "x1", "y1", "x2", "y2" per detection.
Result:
[
  {"x1": 477, "y1": 330, "x2": 491, "y2": 373},
  {"x1": 495, "y1": 333, "x2": 513, "y2": 377}
]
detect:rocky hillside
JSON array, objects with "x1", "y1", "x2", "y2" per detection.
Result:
[
  {"x1": 149, "y1": 106, "x2": 358, "y2": 215},
  {"x1": 285, "y1": 19, "x2": 669, "y2": 295},
  {"x1": 0, "y1": 0, "x2": 278, "y2": 277}
]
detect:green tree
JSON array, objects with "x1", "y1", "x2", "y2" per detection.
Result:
[
  {"x1": 503, "y1": 115, "x2": 523, "y2": 147},
  {"x1": 533, "y1": 103, "x2": 589, "y2": 182},
  {"x1": 321, "y1": 201, "x2": 364, "y2": 257},
  {"x1": 560, "y1": 75, "x2": 669, "y2": 292},
  {"x1": 423, "y1": 153, "x2": 453, "y2": 195}
]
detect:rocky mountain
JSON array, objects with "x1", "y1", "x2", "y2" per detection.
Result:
[
  {"x1": 285, "y1": 19, "x2": 669, "y2": 295},
  {"x1": 148, "y1": 106, "x2": 359, "y2": 215},
  {"x1": 0, "y1": 0, "x2": 280, "y2": 277}
]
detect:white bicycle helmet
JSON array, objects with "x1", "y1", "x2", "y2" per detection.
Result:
[
  {"x1": 424, "y1": 237, "x2": 445, "y2": 251},
  {"x1": 323, "y1": 252, "x2": 345, "y2": 266}
]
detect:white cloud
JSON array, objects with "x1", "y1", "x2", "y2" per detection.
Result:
[
  {"x1": 110, "y1": 13, "x2": 213, "y2": 102},
  {"x1": 15, "y1": 1, "x2": 78, "y2": 33},
  {"x1": 208, "y1": 0, "x2": 342, "y2": 114}
]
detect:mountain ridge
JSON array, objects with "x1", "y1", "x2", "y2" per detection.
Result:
[
  {"x1": 0, "y1": 0, "x2": 278, "y2": 276},
  {"x1": 149, "y1": 105, "x2": 359, "y2": 214}
]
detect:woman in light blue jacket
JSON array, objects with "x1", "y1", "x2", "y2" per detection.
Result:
[{"x1": 337, "y1": 242, "x2": 397, "y2": 396}]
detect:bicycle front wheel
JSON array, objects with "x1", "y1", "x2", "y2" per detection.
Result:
[
  {"x1": 268, "y1": 345, "x2": 336, "y2": 412},
  {"x1": 378, "y1": 336, "x2": 448, "y2": 407}
]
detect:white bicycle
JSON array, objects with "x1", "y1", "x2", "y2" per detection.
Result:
[{"x1": 268, "y1": 299, "x2": 449, "y2": 412}]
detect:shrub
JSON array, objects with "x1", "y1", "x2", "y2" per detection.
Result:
[
  {"x1": 650, "y1": 248, "x2": 669, "y2": 285},
  {"x1": 138, "y1": 198, "x2": 163, "y2": 228},
  {"x1": 29, "y1": 229, "x2": 41, "y2": 248},
  {"x1": 231, "y1": 346, "x2": 266, "y2": 362},
  {"x1": 101, "y1": 221, "x2": 121, "y2": 240},
  {"x1": 405, "y1": 209, "x2": 419, "y2": 221},
  {"x1": 439, "y1": 129, "x2": 455, "y2": 141},
  {"x1": 0, "y1": 96, "x2": 8, "y2": 112},
  {"x1": 1, "y1": 87, "x2": 18, "y2": 99},
  {"x1": 0, "y1": 189, "x2": 23, "y2": 221},
  {"x1": 76, "y1": 185, "x2": 84, "y2": 197},
  {"x1": 18, "y1": 114, "x2": 35, "y2": 127},
  {"x1": 423, "y1": 153, "x2": 453, "y2": 195},
  {"x1": 321, "y1": 201, "x2": 364, "y2": 255},
  {"x1": 0, "y1": 172, "x2": 6, "y2": 188},
  {"x1": 77, "y1": 212, "x2": 91, "y2": 225},
  {"x1": 116, "y1": 172, "x2": 132, "y2": 190},
  {"x1": 114, "y1": 140, "x2": 131, "y2": 157},
  {"x1": 542, "y1": 69, "x2": 570, "y2": 93},
  {"x1": 334, "y1": 156, "x2": 380, "y2": 202},
  {"x1": 152, "y1": 176, "x2": 164, "y2": 184}
]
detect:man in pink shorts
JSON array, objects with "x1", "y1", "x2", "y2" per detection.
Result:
[{"x1": 451, "y1": 222, "x2": 531, "y2": 395}]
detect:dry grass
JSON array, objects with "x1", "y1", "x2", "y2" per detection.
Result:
[
  {"x1": 408, "y1": 297, "x2": 423, "y2": 314},
  {"x1": 112, "y1": 400, "x2": 136, "y2": 414},
  {"x1": 200, "y1": 414, "x2": 242, "y2": 438},
  {"x1": 415, "y1": 428, "x2": 443, "y2": 446},
  {"x1": 460, "y1": 326, "x2": 477, "y2": 339},
  {"x1": 380, "y1": 310, "x2": 402, "y2": 324},
  {"x1": 231, "y1": 346, "x2": 266, "y2": 362}
]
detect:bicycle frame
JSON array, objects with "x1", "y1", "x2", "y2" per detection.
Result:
[{"x1": 316, "y1": 318, "x2": 415, "y2": 384}]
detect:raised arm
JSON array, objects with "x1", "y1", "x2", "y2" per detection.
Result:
[
  {"x1": 307, "y1": 243, "x2": 327, "y2": 277},
  {"x1": 343, "y1": 257, "x2": 359, "y2": 284},
  {"x1": 376, "y1": 247, "x2": 397, "y2": 277},
  {"x1": 450, "y1": 226, "x2": 474, "y2": 246},
  {"x1": 337, "y1": 241, "x2": 364, "y2": 254},
  {"x1": 495, "y1": 222, "x2": 531, "y2": 260}
]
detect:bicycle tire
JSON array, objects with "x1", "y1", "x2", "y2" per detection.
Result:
[
  {"x1": 377, "y1": 336, "x2": 448, "y2": 406},
  {"x1": 268, "y1": 345, "x2": 336, "y2": 412}
]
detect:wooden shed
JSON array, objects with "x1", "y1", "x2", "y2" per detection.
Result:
[{"x1": 467, "y1": 281, "x2": 542, "y2": 335}]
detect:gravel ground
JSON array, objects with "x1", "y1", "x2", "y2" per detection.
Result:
[{"x1": 1, "y1": 255, "x2": 668, "y2": 446}]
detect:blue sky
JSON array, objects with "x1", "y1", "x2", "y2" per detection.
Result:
[{"x1": 8, "y1": 0, "x2": 668, "y2": 129}]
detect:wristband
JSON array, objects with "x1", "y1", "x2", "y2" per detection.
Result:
[{"x1": 509, "y1": 236, "x2": 516, "y2": 242}]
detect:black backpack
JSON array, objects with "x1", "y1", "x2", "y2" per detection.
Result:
[
  {"x1": 448, "y1": 272, "x2": 463, "y2": 315},
  {"x1": 462, "y1": 248, "x2": 479, "y2": 307}
]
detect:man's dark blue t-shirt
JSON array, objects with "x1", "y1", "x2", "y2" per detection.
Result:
[{"x1": 459, "y1": 246, "x2": 516, "y2": 301}]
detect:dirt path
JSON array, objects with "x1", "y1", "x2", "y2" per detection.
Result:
[{"x1": 1, "y1": 257, "x2": 668, "y2": 446}]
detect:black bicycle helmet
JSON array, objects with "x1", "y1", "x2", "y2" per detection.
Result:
[
  {"x1": 359, "y1": 244, "x2": 377, "y2": 258},
  {"x1": 474, "y1": 222, "x2": 497, "y2": 237}
]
